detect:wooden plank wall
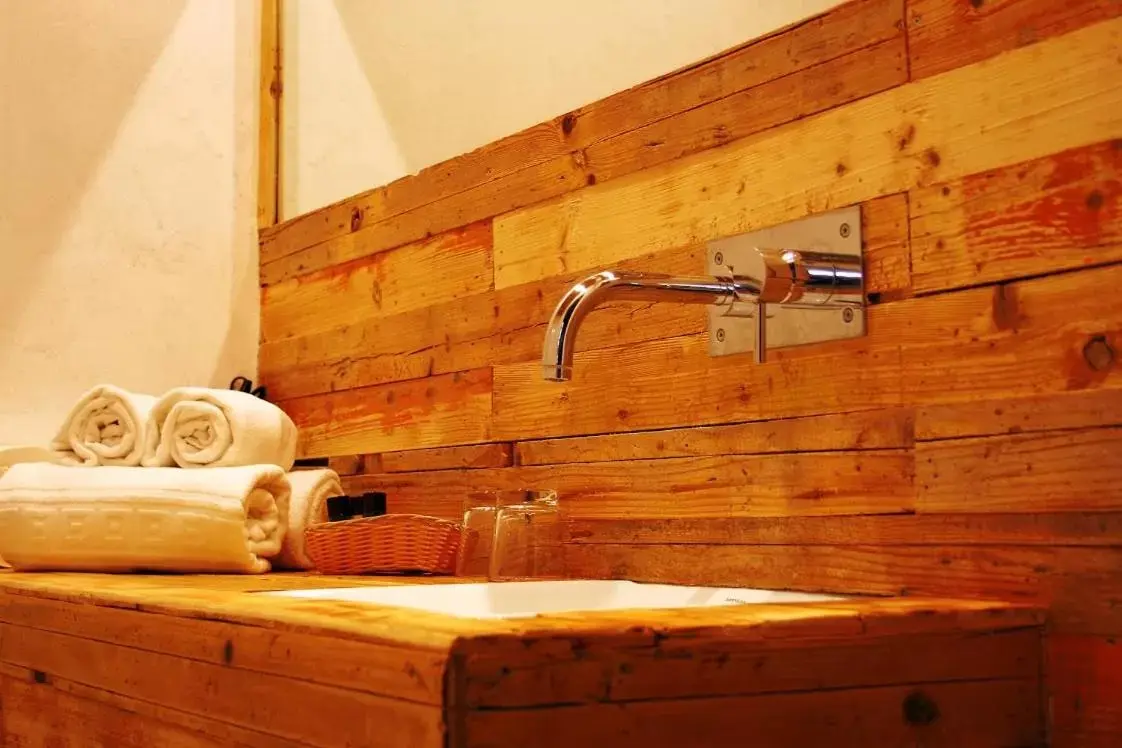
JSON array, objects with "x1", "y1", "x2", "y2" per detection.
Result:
[{"x1": 261, "y1": 1, "x2": 1122, "y2": 744}]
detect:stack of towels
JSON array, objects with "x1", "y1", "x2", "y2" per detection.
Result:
[{"x1": 0, "y1": 384, "x2": 343, "y2": 574}]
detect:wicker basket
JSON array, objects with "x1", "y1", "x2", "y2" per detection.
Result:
[{"x1": 304, "y1": 514, "x2": 462, "y2": 575}]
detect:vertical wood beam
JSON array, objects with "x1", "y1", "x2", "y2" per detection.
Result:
[{"x1": 257, "y1": 0, "x2": 282, "y2": 228}]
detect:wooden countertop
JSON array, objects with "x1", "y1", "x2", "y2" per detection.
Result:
[
  {"x1": 0, "y1": 572, "x2": 1047, "y2": 746},
  {"x1": 0, "y1": 571, "x2": 1043, "y2": 652}
]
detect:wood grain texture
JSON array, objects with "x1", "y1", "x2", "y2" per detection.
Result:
[
  {"x1": 515, "y1": 408, "x2": 914, "y2": 466},
  {"x1": 1050, "y1": 635, "x2": 1122, "y2": 748},
  {"x1": 257, "y1": 0, "x2": 281, "y2": 229},
  {"x1": 348, "y1": 450, "x2": 914, "y2": 519},
  {"x1": 911, "y1": 139, "x2": 1122, "y2": 293},
  {"x1": 907, "y1": 0, "x2": 1122, "y2": 80},
  {"x1": 2, "y1": 677, "x2": 235, "y2": 748},
  {"x1": 493, "y1": 263, "x2": 1122, "y2": 441},
  {"x1": 258, "y1": 0, "x2": 904, "y2": 268},
  {"x1": 262, "y1": 155, "x2": 588, "y2": 286},
  {"x1": 454, "y1": 678, "x2": 1042, "y2": 748},
  {"x1": 261, "y1": 221, "x2": 493, "y2": 341},
  {"x1": 585, "y1": 37, "x2": 907, "y2": 185},
  {"x1": 0, "y1": 624, "x2": 445, "y2": 748},
  {"x1": 0, "y1": 594, "x2": 447, "y2": 704},
  {"x1": 327, "y1": 454, "x2": 365, "y2": 476},
  {"x1": 566, "y1": 512, "x2": 1122, "y2": 547},
  {"x1": 863, "y1": 193, "x2": 912, "y2": 297},
  {"x1": 374, "y1": 443, "x2": 514, "y2": 473},
  {"x1": 281, "y1": 368, "x2": 493, "y2": 458},
  {"x1": 917, "y1": 427, "x2": 1122, "y2": 513},
  {"x1": 915, "y1": 388, "x2": 1122, "y2": 440},
  {"x1": 460, "y1": 628, "x2": 1040, "y2": 708},
  {"x1": 564, "y1": 543, "x2": 1122, "y2": 634},
  {"x1": 260, "y1": 243, "x2": 705, "y2": 400},
  {"x1": 494, "y1": 18, "x2": 1122, "y2": 289}
]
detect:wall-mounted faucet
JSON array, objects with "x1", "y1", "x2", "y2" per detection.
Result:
[{"x1": 541, "y1": 243, "x2": 864, "y2": 382}]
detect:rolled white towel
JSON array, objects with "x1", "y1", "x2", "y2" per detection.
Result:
[
  {"x1": 273, "y1": 468, "x2": 342, "y2": 570},
  {"x1": 51, "y1": 385, "x2": 157, "y2": 466},
  {"x1": 0, "y1": 463, "x2": 290, "y2": 574},
  {"x1": 142, "y1": 388, "x2": 298, "y2": 470}
]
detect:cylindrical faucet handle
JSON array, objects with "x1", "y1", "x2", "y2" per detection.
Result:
[
  {"x1": 756, "y1": 248, "x2": 864, "y2": 306},
  {"x1": 754, "y1": 302, "x2": 767, "y2": 364}
]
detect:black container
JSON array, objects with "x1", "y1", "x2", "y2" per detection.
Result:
[{"x1": 325, "y1": 495, "x2": 355, "y2": 522}]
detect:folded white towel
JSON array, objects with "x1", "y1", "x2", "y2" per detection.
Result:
[
  {"x1": 51, "y1": 385, "x2": 157, "y2": 466},
  {"x1": 0, "y1": 463, "x2": 290, "y2": 574},
  {"x1": 273, "y1": 469, "x2": 342, "y2": 570},
  {"x1": 142, "y1": 388, "x2": 298, "y2": 470}
]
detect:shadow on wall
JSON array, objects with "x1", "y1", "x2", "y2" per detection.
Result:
[
  {"x1": 0, "y1": 0, "x2": 259, "y2": 445},
  {"x1": 282, "y1": 0, "x2": 409, "y2": 218},
  {"x1": 0, "y1": 0, "x2": 187, "y2": 329},
  {"x1": 332, "y1": 0, "x2": 844, "y2": 173}
]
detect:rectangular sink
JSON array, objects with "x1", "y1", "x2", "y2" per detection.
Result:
[{"x1": 259, "y1": 580, "x2": 845, "y2": 619}]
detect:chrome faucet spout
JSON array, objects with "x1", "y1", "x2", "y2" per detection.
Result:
[
  {"x1": 541, "y1": 271, "x2": 759, "y2": 382},
  {"x1": 540, "y1": 248, "x2": 865, "y2": 382}
]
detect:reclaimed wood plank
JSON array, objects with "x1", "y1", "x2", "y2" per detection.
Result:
[
  {"x1": 456, "y1": 678, "x2": 1042, "y2": 748},
  {"x1": 1049, "y1": 635, "x2": 1122, "y2": 748},
  {"x1": 38, "y1": 673, "x2": 309, "y2": 748},
  {"x1": 259, "y1": 243, "x2": 705, "y2": 400},
  {"x1": 461, "y1": 628, "x2": 1040, "y2": 708},
  {"x1": 494, "y1": 263, "x2": 1122, "y2": 441},
  {"x1": 258, "y1": 119, "x2": 570, "y2": 269},
  {"x1": 258, "y1": 0, "x2": 903, "y2": 270},
  {"x1": 260, "y1": 221, "x2": 492, "y2": 342},
  {"x1": 326, "y1": 454, "x2": 364, "y2": 476},
  {"x1": 0, "y1": 595, "x2": 447, "y2": 705},
  {"x1": 515, "y1": 408, "x2": 914, "y2": 466},
  {"x1": 917, "y1": 427, "x2": 1122, "y2": 513},
  {"x1": 907, "y1": 0, "x2": 1122, "y2": 80},
  {"x1": 566, "y1": 513, "x2": 1122, "y2": 546},
  {"x1": 261, "y1": 156, "x2": 585, "y2": 286},
  {"x1": 257, "y1": 0, "x2": 281, "y2": 229},
  {"x1": 1, "y1": 677, "x2": 233, "y2": 748},
  {"x1": 916, "y1": 388, "x2": 1122, "y2": 440},
  {"x1": 493, "y1": 18, "x2": 1122, "y2": 289},
  {"x1": 373, "y1": 443, "x2": 514, "y2": 473},
  {"x1": 0, "y1": 624, "x2": 445, "y2": 748},
  {"x1": 348, "y1": 450, "x2": 914, "y2": 519},
  {"x1": 585, "y1": 37, "x2": 907, "y2": 185},
  {"x1": 863, "y1": 193, "x2": 912, "y2": 298},
  {"x1": 564, "y1": 543, "x2": 1122, "y2": 634},
  {"x1": 911, "y1": 140, "x2": 1122, "y2": 293},
  {"x1": 279, "y1": 368, "x2": 492, "y2": 458},
  {"x1": 494, "y1": 333, "x2": 904, "y2": 441}
]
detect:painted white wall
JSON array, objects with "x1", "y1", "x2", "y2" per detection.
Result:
[
  {"x1": 283, "y1": 0, "x2": 844, "y2": 217},
  {"x1": 0, "y1": 0, "x2": 260, "y2": 446}
]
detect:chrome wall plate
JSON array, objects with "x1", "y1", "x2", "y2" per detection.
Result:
[{"x1": 706, "y1": 206, "x2": 864, "y2": 358}]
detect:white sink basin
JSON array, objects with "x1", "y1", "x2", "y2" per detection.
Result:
[{"x1": 260, "y1": 580, "x2": 845, "y2": 619}]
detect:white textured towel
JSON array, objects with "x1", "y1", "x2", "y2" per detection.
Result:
[
  {"x1": 142, "y1": 388, "x2": 298, "y2": 470},
  {"x1": 51, "y1": 385, "x2": 157, "y2": 466},
  {"x1": 273, "y1": 468, "x2": 343, "y2": 570},
  {"x1": 0, "y1": 463, "x2": 290, "y2": 573}
]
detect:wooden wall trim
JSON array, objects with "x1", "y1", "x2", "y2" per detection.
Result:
[{"x1": 257, "y1": 0, "x2": 282, "y2": 229}]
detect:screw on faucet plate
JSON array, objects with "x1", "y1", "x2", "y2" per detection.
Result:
[
  {"x1": 839, "y1": 223, "x2": 851, "y2": 238},
  {"x1": 843, "y1": 308, "x2": 855, "y2": 323},
  {"x1": 713, "y1": 251, "x2": 724, "y2": 266},
  {"x1": 715, "y1": 328, "x2": 726, "y2": 343}
]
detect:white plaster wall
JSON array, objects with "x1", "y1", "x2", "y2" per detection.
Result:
[
  {"x1": 284, "y1": 0, "x2": 844, "y2": 217},
  {"x1": 0, "y1": 0, "x2": 260, "y2": 446}
]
